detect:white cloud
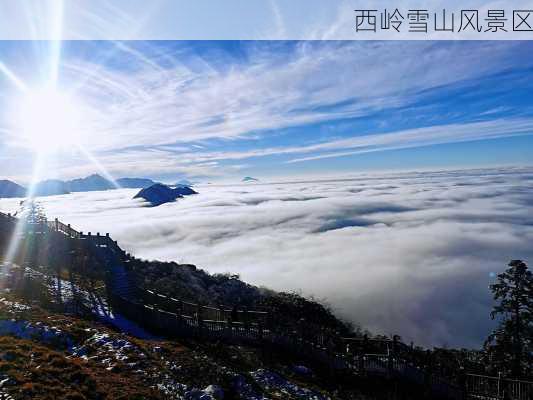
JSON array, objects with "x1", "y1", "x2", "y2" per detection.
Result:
[{"x1": 2, "y1": 166, "x2": 531, "y2": 348}]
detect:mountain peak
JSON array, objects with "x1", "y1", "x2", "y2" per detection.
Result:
[{"x1": 134, "y1": 183, "x2": 198, "y2": 207}]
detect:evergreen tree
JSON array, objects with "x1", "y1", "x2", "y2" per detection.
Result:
[
  {"x1": 485, "y1": 260, "x2": 533, "y2": 377},
  {"x1": 17, "y1": 199, "x2": 47, "y2": 226}
]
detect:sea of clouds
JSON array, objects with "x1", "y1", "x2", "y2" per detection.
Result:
[{"x1": 1, "y1": 166, "x2": 532, "y2": 348}]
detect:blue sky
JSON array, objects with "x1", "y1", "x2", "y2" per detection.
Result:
[{"x1": 0, "y1": 40, "x2": 533, "y2": 183}]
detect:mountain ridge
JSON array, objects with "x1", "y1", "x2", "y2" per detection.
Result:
[
  {"x1": 0, "y1": 179, "x2": 27, "y2": 198},
  {"x1": 0, "y1": 174, "x2": 174, "y2": 198}
]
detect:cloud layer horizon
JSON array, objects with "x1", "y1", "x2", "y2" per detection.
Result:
[{"x1": 1, "y1": 166, "x2": 532, "y2": 348}]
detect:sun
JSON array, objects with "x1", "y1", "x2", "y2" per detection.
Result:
[{"x1": 11, "y1": 87, "x2": 84, "y2": 154}]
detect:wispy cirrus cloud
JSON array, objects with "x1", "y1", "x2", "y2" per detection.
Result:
[
  {"x1": 61, "y1": 41, "x2": 529, "y2": 150},
  {"x1": 132, "y1": 117, "x2": 533, "y2": 166},
  {"x1": 1, "y1": 40, "x2": 533, "y2": 181},
  {"x1": 286, "y1": 118, "x2": 533, "y2": 163}
]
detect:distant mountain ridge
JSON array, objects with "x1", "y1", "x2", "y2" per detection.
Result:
[
  {"x1": 117, "y1": 178, "x2": 157, "y2": 189},
  {"x1": 0, "y1": 180, "x2": 27, "y2": 198},
  {"x1": 0, "y1": 174, "x2": 181, "y2": 198},
  {"x1": 32, "y1": 174, "x2": 157, "y2": 196},
  {"x1": 33, "y1": 180, "x2": 70, "y2": 196},
  {"x1": 66, "y1": 174, "x2": 116, "y2": 192}
]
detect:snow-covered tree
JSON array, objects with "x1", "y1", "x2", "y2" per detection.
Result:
[{"x1": 17, "y1": 199, "x2": 47, "y2": 227}]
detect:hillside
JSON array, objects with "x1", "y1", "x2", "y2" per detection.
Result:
[
  {"x1": 129, "y1": 259, "x2": 353, "y2": 335},
  {"x1": 0, "y1": 261, "x2": 423, "y2": 400},
  {"x1": 0, "y1": 289, "x2": 326, "y2": 399}
]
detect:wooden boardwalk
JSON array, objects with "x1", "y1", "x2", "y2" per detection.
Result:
[{"x1": 1, "y1": 210, "x2": 532, "y2": 400}]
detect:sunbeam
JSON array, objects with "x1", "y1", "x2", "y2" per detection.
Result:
[
  {"x1": 0, "y1": 0, "x2": 124, "y2": 272},
  {"x1": 3, "y1": 154, "x2": 46, "y2": 265},
  {"x1": 0, "y1": 62, "x2": 28, "y2": 92},
  {"x1": 77, "y1": 146, "x2": 121, "y2": 189},
  {"x1": 47, "y1": 0, "x2": 64, "y2": 87}
]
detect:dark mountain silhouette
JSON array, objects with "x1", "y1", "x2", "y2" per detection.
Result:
[
  {"x1": 33, "y1": 180, "x2": 70, "y2": 196},
  {"x1": 134, "y1": 183, "x2": 198, "y2": 207},
  {"x1": 66, "y1": 174, "x2": 115, "y2": 192},
  {"x1": 174, "y1": 185, "x2": 197, "y2": 196},
  {"x1": 116, "y1": 177, "x2": 157, "y2": 189},
  {"x1": 242, "y1": 176, "x2": 259, "y2": 182},
  {"x1": 0, "y1": 180, "x2": 26, "y2": 198}
]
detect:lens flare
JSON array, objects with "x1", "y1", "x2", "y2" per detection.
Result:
[{"x1": 11, "y1": 87, "x2": 84, "y2": 154}]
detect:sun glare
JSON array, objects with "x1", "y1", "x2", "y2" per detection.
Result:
[{"x1": 12, "y1": 87, "x2": 84, "y2": 154}]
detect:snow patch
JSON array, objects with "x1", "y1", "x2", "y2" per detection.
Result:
[
  {"x1": 250, "y1": 369, "x2": 328, "y2": 400},
  {"x1": 71, "y1": 331, "x2": 144, "y2": 369},
  {"x1": 0, "y1": 319, "x2": 74, "y2": 350},
  {"x1": 0, "y1": 297, "x2": 30, "y2": 313}
]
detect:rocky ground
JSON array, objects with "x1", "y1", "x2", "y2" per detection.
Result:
[{"x1": 0, "y1": 288, "x2": 374, "y2": 400}]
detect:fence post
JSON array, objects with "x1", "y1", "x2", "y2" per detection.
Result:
[
  {"x1": 387, "y1": 342, "x2": 394, "y2": 379},
  {"x1": 501, "y1": 374, "x2": 511, "y2": 400},
  {"x1": 459, "y1": 371, "x2": 467, "y2": 400},
  {"x1": 177, "y1": 300, "x2": 183, "y2": 319},
  {"x1": 424, "y1": 350, "x2": 433, "y2": 398},
  {"x1": 258, "y1": 322, "x2": 264, "y2": 341},
  {"x1": 358, "y1": 351, "x2": 365, "y2": 375},
  {"x1": 359, "y1": 333, "x2": 368, "y2": 374},
  {"x1": 197, "y1": 304, "x2": 203, "y2": 337},
  {"x1": 226, "y1": 309, "x2": 233, "y2": 339}
]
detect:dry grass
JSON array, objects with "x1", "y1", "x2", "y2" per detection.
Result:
[{"x1": 0, "y1": 336, "x2": 163, "y2": 399}]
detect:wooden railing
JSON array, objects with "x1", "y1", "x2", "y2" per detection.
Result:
[
  {"x1": 141, "y1": 288, "x2": 269, "y2": 326},
  {"x1": 47, "y1": 219, "x2": 82, "y2": 239},
  {"x1": 109, "y1": 294, "x2": 271, "y2": 344},
  {"x1": 466, "y1": 374, "x2": 533, "y2": 400}
]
